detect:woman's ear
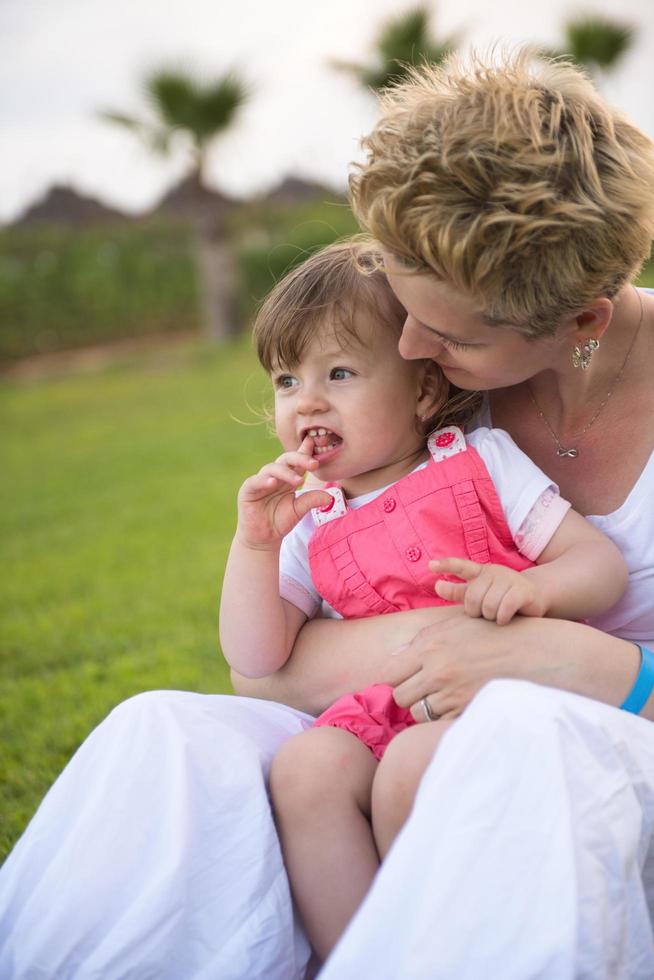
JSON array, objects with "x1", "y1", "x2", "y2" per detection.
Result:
[
  {"x1": 566, "y1": 297, "x2": 614, "y2": 345},
  {"x1": 416, "y1": 361, "x2": 448, "y2": 422}
]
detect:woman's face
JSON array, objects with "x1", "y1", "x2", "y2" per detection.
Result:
[{"x1": 383, "y1": 254, "x2": 562, "y2": 391}]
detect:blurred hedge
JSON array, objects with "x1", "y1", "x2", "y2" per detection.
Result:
[
  {"x1": 0, "y1": 221, "x2": 199, "y2": 361},
  {"x1": 232, "y1": 197, "x2": 359, "y2": 321},
  {"x1": 0, "y1": 198, "x2": 359, "y2": 362},
  {"x1": 2, "y1": 199, "x2": 650, "y2": 363}
]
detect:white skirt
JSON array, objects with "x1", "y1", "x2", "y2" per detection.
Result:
[
  {"x1": 0, "y1": 692, "x2": 314, "y2": 980},
  {"x1": 1, "y1": 681, "x2": 653, "y2": 979},
  {"x1": 322, "y1": 680, "x2": 654, "y2": 980}
]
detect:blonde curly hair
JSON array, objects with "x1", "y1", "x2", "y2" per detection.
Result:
[{"x1": 350, "y1": 49, "x2": 654, "y2": 336}]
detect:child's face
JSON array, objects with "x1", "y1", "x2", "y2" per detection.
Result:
[{"x1": 272, "y1": 309, "x2": 446, "y2": 497}]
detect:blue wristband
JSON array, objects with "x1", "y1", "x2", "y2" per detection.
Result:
[{"x1": 621, "y1": 645, "x2": 654, "y2": 714}]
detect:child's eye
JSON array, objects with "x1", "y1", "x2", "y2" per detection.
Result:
[
  {"x1": 274, "y1": 374, "x2": 298, "y2": 390},
  {"x1": 330, "y1": 367, "x2": 354, "y2": 380}
]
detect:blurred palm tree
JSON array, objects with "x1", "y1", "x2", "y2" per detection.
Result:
[
  {"x1": 333, "y1": 6, "x2": 457, "y2": 93},
  {"x1": 101, "y1": 67, "x2": 248, "y2": 340},
  {"x1": 545, "y1": 14, "x2": 635, "y2": 78},
  {"x1": 102, "y1": 67, "x2": 248, "y2": 193}
]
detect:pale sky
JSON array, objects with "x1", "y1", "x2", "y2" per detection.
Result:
[{"x1": 2, "y1": 0, "x2": 653, "y2": 224}]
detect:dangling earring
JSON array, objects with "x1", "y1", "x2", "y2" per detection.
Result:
[{"x1": 572, "y1": 338, "x2": 599, "y2": 370}]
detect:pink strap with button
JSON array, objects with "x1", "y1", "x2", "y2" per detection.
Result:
[
  {"x1": 312, "y1": 483, "x2": 348, "y2": 527},
  {"x1": 427, "y1": 426, "x2": 467, "y2": 461}
]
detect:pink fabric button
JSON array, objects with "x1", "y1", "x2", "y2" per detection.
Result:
[
  {"x1": 383, "y1": 497, "x2": 396, "y2": 513},
  {"x1": 436, "y1": 432, "x2": 455, "y2": 447},
  {"x1": 319, "y1": 496, "x2": 335, "y2": 513},
  {"x1": 405, "y1": 546, "x2": 421, "y2": 562}
]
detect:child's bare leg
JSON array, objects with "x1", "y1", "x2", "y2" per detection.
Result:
[
  {"x1": 269, "y1": 726, "x2": 379, "y2": 961},
  {"x1": 372, "y1": 719, "x2": 454, "y2": 858}
]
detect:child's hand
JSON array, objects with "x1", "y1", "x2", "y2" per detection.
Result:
[
  {"x1": 430, "y1": 558, "x2": 546, "y2": 626},
  {"x1": 236, "y1": 436, "x2": 332, "y2": 551}
]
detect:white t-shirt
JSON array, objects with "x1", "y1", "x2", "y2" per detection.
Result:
[
  {"x1": 280, "y1": 427, "x2": 570, "y2": 620},
  {"x1": 474, "y1": 399, "x2": 654, "y2": 647}
]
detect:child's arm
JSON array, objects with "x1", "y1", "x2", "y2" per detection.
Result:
[
  {"x1": 432, "y1": 509, "x2": 628, "y2": 626},
  {"x1": 220, "y1": 438, "x2": 331, "y2": 678}
]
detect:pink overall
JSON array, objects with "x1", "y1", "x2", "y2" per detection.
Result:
[{"x1": 311, "y1": 428, "x2": 535, "y2": 759}]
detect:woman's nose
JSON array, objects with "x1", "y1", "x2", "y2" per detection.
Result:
[{"x1": 399, "y1": 315, "x2": 442, "y2": 360}]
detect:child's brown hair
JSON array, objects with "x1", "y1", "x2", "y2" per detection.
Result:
[
  {"x1": 254, "y1": 240, "x2": 404, "y2": 371},
  {"x1": 253, "y1": 239, "x2": 481, "y2": 432}
]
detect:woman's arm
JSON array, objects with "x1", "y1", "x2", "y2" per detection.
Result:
[
  {"x1": 232, "y1": 604, "x2": 652, "y2": 722},
  {"x1": 231, "y1": 605, "x2": 456, "y2": 715},
  {"x1": 385, "y1": 611, "x2": 653, "y2": 722}
]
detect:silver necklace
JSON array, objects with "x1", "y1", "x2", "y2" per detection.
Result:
[{"x1": 527, "y1": 288, "x2": 645, "y2": 459}]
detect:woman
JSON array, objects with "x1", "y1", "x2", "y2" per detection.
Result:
[{"x1": 1, "y1": 50, "x2": 654, "y2": 979}]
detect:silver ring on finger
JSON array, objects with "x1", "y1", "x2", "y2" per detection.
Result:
[{"x1": 421, "y1": 695, "x2": 437, "y2": 723}]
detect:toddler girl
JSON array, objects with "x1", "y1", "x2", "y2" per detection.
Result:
[{"x1": 219, "y1": 239, "x2": 627, "y2": 963}]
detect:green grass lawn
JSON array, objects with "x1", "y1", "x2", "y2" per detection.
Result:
[{"x1": 0, "y1": 337, "x2": 275, "y2": 859}]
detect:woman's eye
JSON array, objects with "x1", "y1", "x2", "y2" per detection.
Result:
[
  {"x1": 330, "y1": 367, "x2": 354, "y2": 380},
  {"x1": 441, "y1": 337, "x2": 471, "y2": 351}
]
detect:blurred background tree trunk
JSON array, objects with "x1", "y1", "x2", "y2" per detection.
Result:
[
  {"x1": 193, "y1": 217, "x2": 237, "y2": 342},
  {"x1": 101, "y1": 67, "x2": 248, "y2": 341}
]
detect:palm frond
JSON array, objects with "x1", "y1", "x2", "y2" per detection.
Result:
[
  {"x1": 142, "y1": 69, "x2": 247, "y2": 143},
  {"x1": 562, "y1": 15, "x2": 634, "y2": 70},
  {"x1": 100, "y1": 66, "x2": 248, "y2": 182},
  {"x1": 376, "y1": 7, "x2": 432, "y2": 64},
  {"x1": 194, "y1": 75, "x2": 249, "y2": 145},
  {"x1": 332, "y1": 5, "x2": 456, "y2": 93},
  {"x1": 99, "y1": 109, "x2": 173, "y2": 156},
  {"x1": 144, "y1": 70, "x2": 199, "y2": 129},
  {"x1": 98, "y1": 110, "x2": 146, "y2": 134}
]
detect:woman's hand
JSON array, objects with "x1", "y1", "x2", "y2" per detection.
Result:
[
  {"x1": 384, "y1": 606, "x2": 524, "y2": 720},
  {"x1": 382, "y1": 609, "x2": 643, "y2": 721}
]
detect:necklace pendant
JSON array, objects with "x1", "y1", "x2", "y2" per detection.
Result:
[{"x1": 556, "y1": 446, "x2": 579, "y2": 458}]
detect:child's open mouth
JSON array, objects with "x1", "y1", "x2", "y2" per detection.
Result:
[{"x1": 305, "y1": 427, "x2": 343, "y2": 457}]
